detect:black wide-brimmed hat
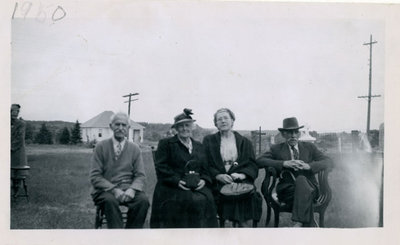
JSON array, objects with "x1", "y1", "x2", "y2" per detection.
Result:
[
  {"x1": 172, "y1": 108, "x2": 196, "y2": 128},
  {"x1": 278, "y1": 117, "x2": 304, "y2": 132}
]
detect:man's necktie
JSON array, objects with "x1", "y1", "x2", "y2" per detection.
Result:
[
  {"x1": 115, "y1": 143, "x2": 122, "y2": 158},
  {"x1": 290, "y1": 145, "x2": 299, "y2": 160}
]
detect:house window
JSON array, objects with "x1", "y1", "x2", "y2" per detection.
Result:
[{"x1": 98, "y1": 128, "x2": 102, "y2": 138}]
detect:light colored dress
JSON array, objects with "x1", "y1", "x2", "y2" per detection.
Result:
[{"x1": 220, "y1": 133, "x2": 238, "y2": 172}]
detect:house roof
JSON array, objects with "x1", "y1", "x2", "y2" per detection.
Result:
[{"x1": 81, "y1": 111, "x2": 145, "y2": 130}]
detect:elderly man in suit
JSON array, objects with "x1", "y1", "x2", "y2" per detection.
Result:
[
  {"x1": 90, "y1": 112, "x2": 150, "y2": 228},
  {"x1": 256, "y1": 117, "x2": 332, "y2": 227}
]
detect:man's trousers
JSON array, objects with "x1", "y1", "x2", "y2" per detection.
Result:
[
  {"x1": 276, "y1": 174, "x2": 317, "y2": 225},
  {"x1": 93, "y1": 191, "x2": 150, "y2": 228}
]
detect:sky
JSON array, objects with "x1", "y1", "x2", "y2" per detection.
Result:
[{"x1": 10, "y1": 1, "x2": 385, "y2": 132}]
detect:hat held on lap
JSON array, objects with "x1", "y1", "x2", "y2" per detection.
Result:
[
  {"x1": 172, "y1": 108, "x2": 196, "y2": 128},
  {"x1": 278, "y1": 117, "x2": 304, "y2": 131}
]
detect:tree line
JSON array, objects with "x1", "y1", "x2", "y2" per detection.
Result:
[{"x1": 25, "y1": 120, "x2": 83, "y2": 145}]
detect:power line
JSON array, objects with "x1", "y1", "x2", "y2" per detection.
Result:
[{"x1": 122, "y1": 92, "x2": 139, "y2": 140}]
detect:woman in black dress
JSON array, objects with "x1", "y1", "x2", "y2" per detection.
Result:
[
  {"x1": 203, "y1": 108, "x2": 260, "y2": 227},
  {"x1": 150, "y1": 109, "x2": 218, "y2": 228}
]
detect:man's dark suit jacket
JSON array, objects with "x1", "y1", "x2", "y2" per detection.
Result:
[{"x1": 256, "y1": 141, "x2": 332, "y2": 186}]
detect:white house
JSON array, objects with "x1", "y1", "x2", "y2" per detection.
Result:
[
  {"x1": 271, "y1": 126, "x2": 316, "y2": 144},
  {"x1": 81, "y1": 111, "x2": 145, "y2": 143},
  {"x1": 299, "y1": 125, "x2": 316, "y2": 143}
]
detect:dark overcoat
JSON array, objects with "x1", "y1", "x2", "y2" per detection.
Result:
[
  {"x1": 202, "y1": 131, "x2": 258, "y2": 189},
  {"x1": 202, "y1": 131, "x2": 261, "y2": 222},
  {"x1": 11, "y1": 118, "x2": 27, "y2": 167},
  {"x1": 256, "y1": 141, "x2": 333, "y2": 187},
  {"x1": 150, "y1": 135, "x2": 218, "y2": 228}
]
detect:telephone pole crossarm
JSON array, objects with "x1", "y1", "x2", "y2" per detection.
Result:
[
  {"x1": 122, "y1": 93, "x2": 140, "y2": 118},
  {"x1": 357, "y1": 95, "x2": 381, "y2": 99},
  {"x1": 123, "y1": 93, "x2": 139, "y2": 98},
  {"x1": 124, "y1": 99, "x2": 138, "y2": 103}
]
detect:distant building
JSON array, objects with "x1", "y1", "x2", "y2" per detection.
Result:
[
  {"x1": 299, "y1": 126, "x2": 316, "y2": 143},
  {"x1": 81, "y1": 111, "x2": 145, "y2": 143}
]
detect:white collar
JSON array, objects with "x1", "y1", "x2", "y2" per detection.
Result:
[
  {"x1": 112, "y1": 137, "x2": 126, "y2": 149},
  {"x1": 178, "y1": 136, "x2": 192, "y2": 154}
]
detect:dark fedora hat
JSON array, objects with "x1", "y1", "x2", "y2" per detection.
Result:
[
  {"x1": 278, "y1": 117, "x2": 304, "y2": 131},
  {"x1": 172, "y1": 108, "x2": 196, "y2": 128}
]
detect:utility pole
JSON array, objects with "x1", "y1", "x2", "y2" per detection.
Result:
[
  {"x1": 358, "y1": 34, "x2": 380, "y2": 136},
  {"x1": 358, "y1": 36, "x2": 383, "y2": 227},
  {"x1": 251, "y1": 127, "x2": 266, "y2": 156},
  {"x1": 122, "y1": 92, "x2": 139, "y2": 140}
]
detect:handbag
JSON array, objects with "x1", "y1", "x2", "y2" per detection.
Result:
[
  {"x1": 220, "y1": 182, "x2": 255, "y2": 200},
  {"x1": 183, "y1": 171, "x2": 200, "y2": 189},
  {"x1": 182, "y1": 159, "x2": 201, "y2": 190}
]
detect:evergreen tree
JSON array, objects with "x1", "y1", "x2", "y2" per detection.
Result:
[
  {"x1": 59, "y1": 127, "x2": 71, "y2": 144},
  {"x1": 70, "y1": 120, "x2": 82, "y2": 144},
  {"x1": 35, "y1": 123, "x2": 53, "y2": 144}
]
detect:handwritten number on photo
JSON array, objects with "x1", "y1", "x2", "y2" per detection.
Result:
[
  {"x1": 21, "y1": 2, "x2": 32, "y2": 19},
  {"x1": 11, "y1": 2, "x2": 66, "y2": 22},
  {"x1": 11, "y1": 2, "x2": 18, "y2": 19},
  {"x1": 52, "y1": 6, "x2": 66, "y2": 21}
]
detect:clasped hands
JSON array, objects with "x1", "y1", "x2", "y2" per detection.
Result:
[
  {"x1": 216, "y1": 173, "x2": 246, "y2": 184},
  {"x1": 283, "y1": 160, "x2": 311, "y2": 171},
  {"x1": 178, "y1": 179, "x2": 206, "y2": 191},
  {"x1": 112, "y1": 187, "x2": 136, "y2": 203}
]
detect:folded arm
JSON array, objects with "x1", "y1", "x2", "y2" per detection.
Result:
[{"x1": 256, "y1": 150, "x2": 285, "y2": 172}]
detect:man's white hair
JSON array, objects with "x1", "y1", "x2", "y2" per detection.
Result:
[{"x1": 110, "y1": 112, "x2": 130, "y2": 125}]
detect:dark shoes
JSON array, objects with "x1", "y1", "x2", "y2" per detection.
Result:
[
  {"x1": 293, "y1": 216, "x2": 319, "y2": 228},
  {"x1": 302, "y1": 216, "x2": 319, "y2": 227}
]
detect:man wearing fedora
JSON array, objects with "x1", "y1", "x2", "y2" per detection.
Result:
[{"x1": 256, "y1": 117, "x2": 332, "y2": 227}]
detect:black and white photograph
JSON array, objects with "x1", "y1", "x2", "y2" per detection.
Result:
[{"x1": 2, "y1": 0, "x2": 400, "y2": 244}]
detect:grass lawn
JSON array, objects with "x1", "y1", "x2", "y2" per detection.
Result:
[{"x1": 10, "y1": 144, "x2": 383, "y2": 229}]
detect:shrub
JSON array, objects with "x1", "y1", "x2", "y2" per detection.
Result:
[{"x1": 35, "y1": 123, "x2": 53, "y2": 144}]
